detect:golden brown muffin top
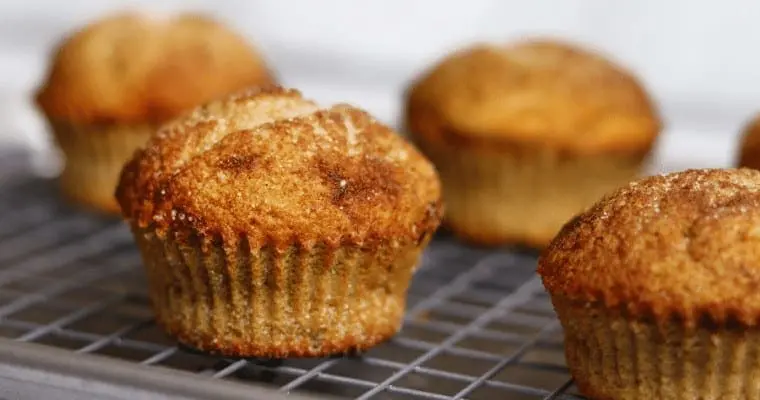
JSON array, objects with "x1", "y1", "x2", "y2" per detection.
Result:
[
  {"x1": 116, "y1": 85, "x2": 443, "y2": 251},
  {"x1": 538, "y1": 168, "x2": 760, "y2": 329},
  {"x1": 36, "y1": 12, "x2": 274, "y2": 124},
  {"x1": 406, "y1": 40, "x2": 661, "y2": 154},
  {"x1": 737, "y1": 113, "x2": 760, "y2": 170}
]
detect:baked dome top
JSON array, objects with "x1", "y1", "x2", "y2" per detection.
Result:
[
  {"x1": 538, "y1": 168, "x2": 760, "y2": 327},
  {"x1": 116, "y1": 86, "x2": 443, "y2": 249},
  {"x1": 36, "y1": 12, "x2": 274, "y2": 124},
  {"x1": 406, "y1": 40, "x2": 661, "y2": 154}
]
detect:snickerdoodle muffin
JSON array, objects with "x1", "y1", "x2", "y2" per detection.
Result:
[
  {"x1": 115, "y1": 85, "x2": 443, "y2": 357},
  {"x1": 737, "y1": 113, "x2": 760, "y2": 170},
  {"x1": 405, "y1": 39, "x2": 661, "y2": 248},
  {"x1": 539, "y1": 168, "x2": 760, "y2": 400},
  {"x1": 35, "y1": 12, "x2": 274, "y2": 213}
]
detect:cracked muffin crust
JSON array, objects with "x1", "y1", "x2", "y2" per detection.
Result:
[
  {"x1": 539, "y1": 168, "x2": 760, "y2": 400},
  {"x1": 36, "y1": 12, "x2": 275, "y2": 213},
  {"x1": 116, "y1": 85, "x2": 443, "y2": 357},
  {"x1": 405, "y1": 39, "x2": 661, "y2": 248}
]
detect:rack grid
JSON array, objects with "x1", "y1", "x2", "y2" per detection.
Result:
[{"x1": 0, "y1": 149, "x2": 584, "y2": 400}]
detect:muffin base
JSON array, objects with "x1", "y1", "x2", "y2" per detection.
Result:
[
  {"x1": 133, "y1": 226, "x2": 426, "y2": 358},
  {"x1": 423, "y1": 145, "x2": 643, "y2": 248},
  {"x1": 553, "y1": 297, "x2": 760, "y2": 400},
  {"x1": 50, "y1": 121, "x2": 155, "y2": 214},
  {"x1": 163, "y1": 319, "x2": 396, "y2": 358}
]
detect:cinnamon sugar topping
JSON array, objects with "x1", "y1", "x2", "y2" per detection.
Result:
[
  {"x1": 116, "y1": 85, "x2": 443, "y2": 250},
  {"x1": 539, "y1": 168, "x2": 760, "y2": 328}
]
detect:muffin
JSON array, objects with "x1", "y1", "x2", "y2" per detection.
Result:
[
  {"x1": 115, "y1": 85, "x2": 443, "y2": 357},
  {"x1": 737, "y1": 113, "x2": 760, "y2": 170},
  {"x1": 405, "y1": 40, "x2": 661, "y2": 248},
  {"x1": 35, "y1": 12, "x2": 275, "y2": 213},
  {"x1": 538, "y1": 168, "x2": 760, "y2": 400}
]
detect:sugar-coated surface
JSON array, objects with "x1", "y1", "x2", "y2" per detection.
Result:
[
  {"x1": 117, "y1": 85, "x2": 443, "y2": 250},
  {"x1": 406, "y1": 40, "x2": 660, "y2": 153},
  {"x1": 35, "y1": 12, "x2": 274, "y2": 124},
  {"x1": 540, "y1": 168, "x2": 760, "y2": 328}
]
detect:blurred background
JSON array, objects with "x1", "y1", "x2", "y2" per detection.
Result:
[{"x1": 1, "y1": 0, "x2": 759, "y2": 171}]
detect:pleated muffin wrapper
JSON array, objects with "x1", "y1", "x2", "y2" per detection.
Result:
[
  {"x1": 49, "y1": 120, "x2": 156, "y2": 214},
  {"x1": 133, "y1": 224, "x2": 431, "y2": 358},
  {"x1": 416, "y1": 139, "x2": 644, "y2": 248},
  {"x1": 553, "y1": 295, "x2": 760, "y2": 400}
]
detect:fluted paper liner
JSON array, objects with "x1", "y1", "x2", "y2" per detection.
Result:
[
  {"x1": 133, "y1": 226, "x2": 427, "y2": 358},
  {"x1": 50, "y1": 121, "x2": 155, "y2": 213},
  {"x1": 553, "y1": 297, "x2": 760, "y2": 400},
  {"x1": 422, "y1": 144, "x2": 641, "y2": 247}
]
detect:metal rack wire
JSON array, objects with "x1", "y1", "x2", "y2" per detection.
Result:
[{"x1": 0, "y1": 149, "x2": 583, "y2": 400}]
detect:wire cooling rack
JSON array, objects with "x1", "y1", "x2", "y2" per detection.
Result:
[{"x1": 0, "y1": 149, "x2": 584, "y2": 400}]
